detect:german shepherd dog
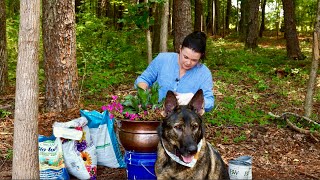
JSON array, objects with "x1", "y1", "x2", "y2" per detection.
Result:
[{"x1": 155, "y1": 89, "x2": 229, "y2": 180}]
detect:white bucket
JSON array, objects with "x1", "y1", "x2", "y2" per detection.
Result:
[{"x1": 228, "y1": 157, "x2": 252, "y2": 180}]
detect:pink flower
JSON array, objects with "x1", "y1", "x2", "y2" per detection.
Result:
[
  {"x1": 112, "y1": 95, "x2": 118, "y2": 100},
  {"x1": 101, "y1": 106, "x2": 107, "y2": 111},
  {"x1": 109, "y1": 114, "x2": 114, "y2": 119}
]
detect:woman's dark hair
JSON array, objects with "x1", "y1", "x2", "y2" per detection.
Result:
[{"x1": 181, "y1": 31, "x2": 207, "y2": 59}]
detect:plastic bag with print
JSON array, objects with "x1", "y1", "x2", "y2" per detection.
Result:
[{"x1": 53, "y1": 117, "x2": 97, "y2": 180}]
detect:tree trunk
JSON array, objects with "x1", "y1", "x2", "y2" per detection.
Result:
[
  {"x1": 206, "y1": 0, "x2": 214, "y2": 36},
  {"x1": 118, "y1": 4, "x2": 124, "y2": 29},
  {"x1": 245, "y1": 0, "x2": 260, "y2": 49},
  {"x1": 239, "y1": 0, "x2": 249, "y2": 41},
  {"x1": 152, "y1": 3, "x2": 161, "y2": 54},
  {"x1": 42, "y1": 0, "x2": 79, "y2": 112},
  {"x1": 225, "y1": 0, "x2": 232, "y2": 32},
  {"x1": 169, "y1": 0, "x2": 173, "y2": 35},
  {"x1": 0, "y1": 0, "x2": 8, "y2": 95},
  {"x1": 282, "y1": 0, "x2": 305, "y2": 60},
  {"x1": 259, "y1": 0, "x2": 267, "y2": 37},
  {"x1": 173, "y1": 0, "x2": 192, "y2": 52},
  {"x1": 98, "y1": 0, "x2": 108, "y2": 17},
  {"x1": 194, "y1": 0, "x2": 203, "y2": 32},
  {"x1": 304, "y1": 0, "x2": 320, "y2": 117},
  {"x1": 145, "y1": 0, "x2": 152, "y2": 63},
  {"x1": 214, "y1": 0, "x2": 220, "y2": 35},
  {"x1": 12, "y1": 0, "x2": 40, "y2": 178},
  {"x1": 160, "y1": 0, "x2": 169, "y2": 52}
]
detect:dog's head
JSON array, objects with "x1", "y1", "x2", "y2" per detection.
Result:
[{"x1": 158, "y1": 89, "x2": 205, "y2": 164}]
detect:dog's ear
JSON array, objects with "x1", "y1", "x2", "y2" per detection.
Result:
[
  {"x1": 188, "y1": 89, "x2": 205, "y2": 116},
  {"x1": 161, "y1": 90, "x2": 179, "y2": 117}
]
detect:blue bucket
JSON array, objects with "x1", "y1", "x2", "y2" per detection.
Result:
[{"x1": 125, "y1": 151, "x2": 157, "y2": 180}]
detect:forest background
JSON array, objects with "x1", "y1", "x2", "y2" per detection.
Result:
[{"x1": 0, "y1": 0, "x2": 320, "y2": 179}]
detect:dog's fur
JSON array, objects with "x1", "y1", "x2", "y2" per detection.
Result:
[{"x1": 155, "y1": 89, "x2": 229, "y2": 180}]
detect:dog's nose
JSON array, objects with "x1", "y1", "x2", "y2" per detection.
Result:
[{"x1": 187, "y1": 144, "x2": 197, "y2": 154}]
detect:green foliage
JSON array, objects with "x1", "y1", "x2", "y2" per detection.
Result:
[
  {"x1": 6, "y1": 16, "x2": 19, "y2": 84},
  {"x1": 119, "y1": 0, "x2": 164, "y2": 29},
  {"x1": 233, "y1": 134, "x2": 247, "y2": 143},
  {"x1": 122, "y1": 82, "x2": 163, "y2": 114},
  {"x1": 205, "y1": 33, "x2": 314, "y2": 126},
  {"x1": 0, "y1": 109, "x2": 12, "y2": 118},
  {"x1": 5, "y1": 149, "x2": 13, "y2": 159},
  {"x1": 76, "y1": 11, "x2": 149, "y2": 96}
]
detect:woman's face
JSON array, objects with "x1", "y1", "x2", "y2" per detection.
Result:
[{"x1": 179, "y1": 47, "x2": 202, "y2": 71}]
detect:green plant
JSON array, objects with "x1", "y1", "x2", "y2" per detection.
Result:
[
  {"x1": 103, "y1": 82, "x2": 164, "y2": 121},
  {"x1": 0, "y1": 109, "x2": 12, "y2": 118},
  {"x1": 5, "y1": 149, "x2": 13, "y2": 159},
  {"x1": 233, "y1": 134, "x2": 247, "y2": 143}
]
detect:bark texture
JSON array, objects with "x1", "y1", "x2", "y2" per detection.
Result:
[
  {"x1": 0, "y1": 0, "x2": 8, "y2": 94},
  {"x1": 304, "y1": 0, "x2": 320, "y2": 117},
  {"x1": 245, "y1": 0, "x2": 260, "y2": 49},
  {"x1": 282, "y1": 0, "x2": 305, "y2": 60},
  {"x1": 173, "y1": 0, "x2": 192, "y2": 52},
  {"x1": 259, "y1": 0, "x2": 267, "y2": 37},
  {"x1": 42, "y1": 0, "x2": 79, "y2": 112},
  {"x1": 12, "y1": 0, "x2": 40, "y2": 178},
  {"x1": 194, "y1": 0, "x2": 203, "y2": 32},
  {"x1": 159, "y1": 0, "x2": 169, "y2": 52}
]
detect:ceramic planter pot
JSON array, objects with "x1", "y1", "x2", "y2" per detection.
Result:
[{"x1": 116, "y1": 119, "x2": 161, "y2": 152}]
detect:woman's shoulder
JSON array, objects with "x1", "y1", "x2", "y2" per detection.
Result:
[
  {"x1": 156, "y1": 52, "x2": 178, "y2": 59},
  {"x1": 197, "y1": 63, "x2": 211, "y2": 74}
]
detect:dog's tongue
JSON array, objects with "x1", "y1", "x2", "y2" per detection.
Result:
[{"x1": 181, "y1": 155, "x2": 194, "y2": 163}]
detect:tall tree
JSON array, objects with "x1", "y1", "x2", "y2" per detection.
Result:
[
  {"x1": 239, "y1": 0, "x2": 249, "y2": 41},
  {"x1": 281, "y1": 0, "x2": 305, "y2": 60},
  {"x1": 214, "y1": 0, "x2": 221, "y2": 35},
  {"x1": 194, "y1": 0, "x2": 204, "y2": 32},
  {"x1": 12, "y1": 0, "x2": 40, "y2": 178},
  {"x1": 225, "y1": 0, "x2": 232, "y2": 32},
  {"x1": 42, "y1": 0, "x2": 79, "y2": 112},
  {"x1": 259, "y1": 0, "x2": 267, "y2": 37},
  {"x1": 159, "y1": 0, "x2": 169, "y2": 52},
  {"x1": 207, "y1": 0, "x2": 214, "y2": 35},
  {"x1": 245, "y1": 0, "x2": 260, "y2": 49},
  {"x1": 145, "y1": 0, "x2": 152, "y2": 63},
  {"x1": 304, "y1": 0, "x2": 320, "y2": 117},
  {"x1": 0, "y1": 0, "x2": 8, "y2": 94},
  {"x1": 152, "y1": 2, "x2": 161, "y2": 54},
  {"x1": 173, "y1": 0, "x2": 192, "y2": 52}
]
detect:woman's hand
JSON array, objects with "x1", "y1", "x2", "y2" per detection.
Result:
[{"x1": 137, "y1": 82, "x2": 149, "y2": 90}]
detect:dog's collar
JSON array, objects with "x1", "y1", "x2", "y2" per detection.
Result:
[{"x1": 161, "y1": 139, "x2": 203, "y2": 168}]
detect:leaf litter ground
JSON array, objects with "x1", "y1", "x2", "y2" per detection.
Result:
[{"x1": 1, "y1": 84, "x2": 320, "y2": 179}]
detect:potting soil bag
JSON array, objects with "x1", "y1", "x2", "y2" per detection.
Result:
[
  {"x1": 80, "y1": 110, "x2": 126, "y2": 168},
  {"x1": 38, "y1": 135, "x2": 70, "y2": 180},
  {"x1": 53, "y1": 117, "x2": 97, "y2": 180}
]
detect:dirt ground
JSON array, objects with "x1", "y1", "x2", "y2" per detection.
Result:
[{"x1": 1, "y1": 86, "x2": 320, "y2": 179}]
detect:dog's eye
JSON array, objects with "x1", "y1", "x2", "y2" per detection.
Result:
[
  {"x1": 174, "y1": 125, "x2": 182, "y2": 131},
  {"x1": 192, "y1": 124, "x2": 198, "y2": 130}
]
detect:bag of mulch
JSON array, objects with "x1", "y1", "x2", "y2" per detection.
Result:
[
  {"x1": 38, "y1": 135, "x2": 70, "y2": 180},
  {"x1": 80, "y1": 110, "x2": 126, "y2": 168},
  {"x1": 53, "y1": 117, "x2": 97, "y2": 180}
]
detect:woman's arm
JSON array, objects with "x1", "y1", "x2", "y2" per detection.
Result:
[
  {"x1": 134, "y1": 53, "x2": 164, "y2": 88},
  {"x1": 201, "y1": 71, "x2": 214, "y2": 112}
]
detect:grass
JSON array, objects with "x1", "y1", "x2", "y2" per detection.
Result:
[{"x1": 204, "y1": 33, "x2": 319, "y2": 126}]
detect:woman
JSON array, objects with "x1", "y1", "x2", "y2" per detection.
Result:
[{"x1": 135, "y1": 31, "x2": 214, "y2": 112}]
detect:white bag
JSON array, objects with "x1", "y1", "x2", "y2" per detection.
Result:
[
  {"x1": 80, "y1": 110, "x2": 126, "y2": 168},
  {"x1": 53, "y1": 117, "x2": 97, "y2": 180}
]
